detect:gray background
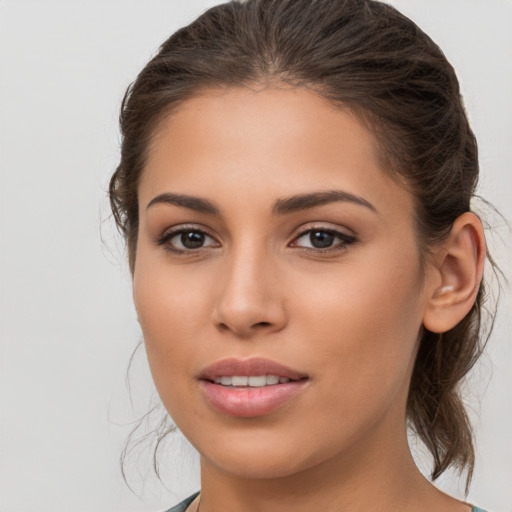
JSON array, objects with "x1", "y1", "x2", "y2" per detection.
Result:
[{"x1": 1, "y1": 1, "x2": 511, "y2": 511}]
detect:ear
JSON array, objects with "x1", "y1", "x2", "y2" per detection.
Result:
[{"x1": 423, "y1": 212, "x2": 486, "y2": 334}]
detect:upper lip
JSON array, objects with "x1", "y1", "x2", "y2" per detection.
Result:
[{"x1": 198, "y1": 357, "x2": 308, "y2": 381}]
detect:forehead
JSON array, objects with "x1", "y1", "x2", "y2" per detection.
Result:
[{"x1": 139, "y1": 86, "x2": 414, "y2": 220}]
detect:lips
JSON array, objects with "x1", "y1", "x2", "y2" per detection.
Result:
[
  {"x1": 198, "y1": 357, "x2": 309, "y2": 418},
  {"x1": 199, "y1": 357, "x2": 307, "y2": 381}
]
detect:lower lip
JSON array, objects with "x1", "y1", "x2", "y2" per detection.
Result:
[{"x1": 200, "y1": 380, "x2": 308, "y2": 417}]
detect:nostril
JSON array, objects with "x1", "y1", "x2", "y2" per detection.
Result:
[{"x1": 253, "y1": 321, "x2": 272, "y2": 328}]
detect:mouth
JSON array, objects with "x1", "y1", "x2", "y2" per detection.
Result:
[
  {"x1": 198, "y1": 357, "x2": 309, "y2": 417},
  {"x1": 211, "y1": 374, "x2": 296, "y2": 387}
]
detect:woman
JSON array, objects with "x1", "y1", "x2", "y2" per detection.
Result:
[{"x1": 109, "y1": 0, "x2": 496, "y2": 510}]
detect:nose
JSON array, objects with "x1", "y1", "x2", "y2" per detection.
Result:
[{"x1": 211, "y1": 246, "x2": 287, "y2": 338}]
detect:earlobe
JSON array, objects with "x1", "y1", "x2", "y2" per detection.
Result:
[{"x1": 423, "y1": 212, "x2": 486, "y2": 334}]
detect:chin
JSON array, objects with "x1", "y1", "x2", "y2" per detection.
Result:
[
  {"x1": 195, "y1": 424, "x2": 340, "y2": 480},
  {"x1": 204, "y1": 448, "x2": 314, "y2": 480}
]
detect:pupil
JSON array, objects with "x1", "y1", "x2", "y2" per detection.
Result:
[
  {"x1": 181, "y1": 231, "x2": 204, "y2": 248},
  {"x1": 310, "y1": 231, "x2": 334, "y2": 248}
]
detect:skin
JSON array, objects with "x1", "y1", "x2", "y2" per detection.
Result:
[{"x1": 133, "y1": 86, "x2": 485, "y2": 512}]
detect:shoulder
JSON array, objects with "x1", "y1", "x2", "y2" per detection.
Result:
[{"x1": 163, "y1": 492, "x2": 200, "y2": 512}]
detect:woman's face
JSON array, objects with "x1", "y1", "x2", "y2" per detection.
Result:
[{"x1": 134, "y1": 86, "x2": 431, "y2": 479}]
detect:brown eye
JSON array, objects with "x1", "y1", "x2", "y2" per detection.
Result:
[
  {"x1": 309, "y1": 231, "x2": 335, "y2": 248},
  {"x1": 156, "y1": 228, "x2": 219, "y2": 253},
  {"x1": 291, "y1": 228, "x2": 357, "y2": 251},
  {"x1": 180, "y1": 231, "x2": 206, "y2": 249}
]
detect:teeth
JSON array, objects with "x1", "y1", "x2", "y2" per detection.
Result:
[
  {"x1": 248, "y1": 376, "x2": 266, "y2": 387},
  {"x1": 231, "y1": 376, "x2": 248, "y2": 386},
  {"x1": 213, "y1": 375, "x2": 289, "y2": 387}
]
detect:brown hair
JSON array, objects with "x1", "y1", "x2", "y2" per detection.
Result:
[{"x1": 110, "y1": 0, "x2": 496, "y2": 487}]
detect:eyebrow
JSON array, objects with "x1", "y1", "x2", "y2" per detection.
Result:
[
  {"x1": 272, "y1": 190, "x2": 377, "y2": 215},
  {"x1": 146, "y1": 192, "x2": 220, "y2": 215},
  {"x1": 146, "y1": 189, "x2": 377, "y2": 216}
]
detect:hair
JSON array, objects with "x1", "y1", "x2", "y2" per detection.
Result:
[{"x1": 110, "y1": 0, "x2": 498, "y2": 489}]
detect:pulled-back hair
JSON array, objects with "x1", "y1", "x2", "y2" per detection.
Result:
[{"x1": 110, "y1": 0, "x2": 496, "y2": 487}]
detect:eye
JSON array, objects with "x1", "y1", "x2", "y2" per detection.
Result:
[
  {"x1": 290, "y1": 228, "x2": 357, "y2": 251},
  {"x1": 156, "y1": 227, "x2": 219, "y2": 253}
]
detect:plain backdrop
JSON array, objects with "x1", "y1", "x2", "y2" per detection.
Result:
[{"x1": 0, "y1": 1, "x2": 511, "y2": 511}]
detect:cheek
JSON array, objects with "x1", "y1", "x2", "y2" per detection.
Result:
[
  {"x1": 133, "y1": 238, "x2": 216, "y2": 340},
  {"x1": 134, "y1": 270, "x2": 206, "y2": 347},
  {"x1": 290, "y1": 245, "x2": 425, "y2": 407},
  {"x1": 132, "y1": 251, "x2": 214, "y2": 406}
]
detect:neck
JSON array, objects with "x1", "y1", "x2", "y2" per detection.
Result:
[{"x1": 196, "y1": 415, "x2": 450, "y2": 512}]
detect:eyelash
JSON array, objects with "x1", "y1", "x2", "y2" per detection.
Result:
[
  {"x1": 291, "y1": 227, "x2": 357, "y2": 253},
  {"x1": 155, "y1": 225, "x2": 218, "y2": 255},
  {"x1": 155, "y1": 225, "x2": 357, "y2": 255}
]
